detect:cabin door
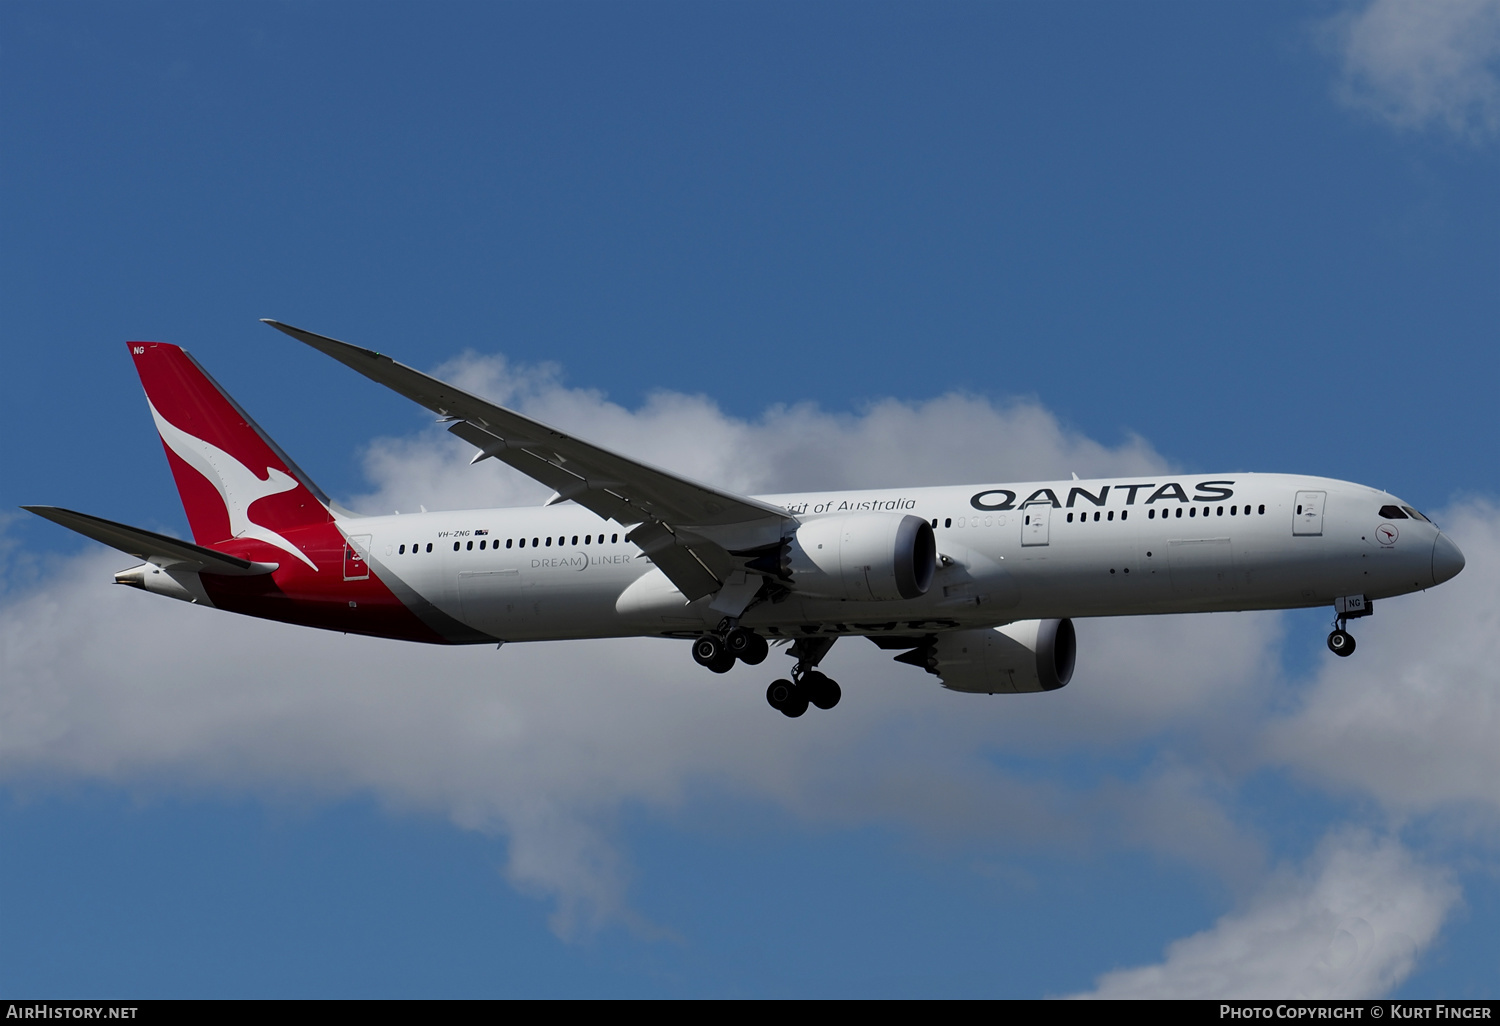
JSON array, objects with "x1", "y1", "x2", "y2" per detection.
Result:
[
  {"x1": 1293, "y1": 491, "x2": 1326, "y2": 537},
  {"x1": 343, "y1": 534, "x2": 371, "y2": 581},
  {"x1": 1021, "y1": 502, "x2": 1051, "y2": 547}
]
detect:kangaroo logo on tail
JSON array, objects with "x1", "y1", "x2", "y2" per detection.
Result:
[
  {"x1": 128, "y1": 341, "x2": 338, "y2": 571},
  {"x1": 148, "y1": 399, "x2": 320, "y2": 570}
]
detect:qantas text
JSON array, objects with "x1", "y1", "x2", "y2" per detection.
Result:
[{"x1": 971, "y1": 481, "x2": 1236, "y2": 512}]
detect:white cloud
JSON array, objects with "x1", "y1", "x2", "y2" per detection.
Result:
[
  {"x1": 1322, "y1": 0, "x2": 1500, "y2": 141},
  {"x1": 2, "y1": 592, "x2": 1272, "y2": 931},
  {"x1": 1099, "y1": 764, "x2": 1269, "y2": 891},
  {"x1": 1072, "y1": 829, "x2": 1459, "y2": 999}
]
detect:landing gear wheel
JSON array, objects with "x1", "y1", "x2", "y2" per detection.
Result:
[
  {"x1": 803, "y1": 670, "x2": 842, "y2": 710},
  {"x1": 692, "y1": 634, "x2": 727, "y2": 668},
  {"x1": 728, "y1": 628, "x2": 769, "y2": 666},
  {"x1": 1327, "y1": 629, "x2": 1355, "y2": 657},
  {"x1": 766, "y1": 679, "x2": 806, "y2": 717},
  {"x1": 708, "y1": 650, "x2": 736, "y2": 674}
]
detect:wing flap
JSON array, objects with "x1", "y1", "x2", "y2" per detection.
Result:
[
  {"x1": 624, "y1": 520, "x2": 722, "y2": 600},
  {"x1": 24, "y1": 506, "x2": 278, "y2": 576}
]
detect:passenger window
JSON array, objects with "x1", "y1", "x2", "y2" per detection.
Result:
[
  {"x1": 507, "y1": 539, "x2": 513, "y2": 549},
  {"x1": 944, "y1": 518, "x2": 951, "y2": 528},
  {"x1": 533, "y1": 538, "x2": 540, "y2": 547},
  {"x1": 1149, "y1": 509, "x2": 1156, "y2": 519},
  {"x1": 612, "y1": 534, "x2": 619, "y2": 543},
  {"x1": 1108, "y1": 511, "x2": 1114, "y2": 521},
  {"x1": 1258, "y1": 505, "x2": 1265, "y2": 515},
  {"x1": 399, "y1": 545, "x2": 405, "y2": 554},
  {"x1": 1176, "y1": 507, "x2": 1183, "y2": 518},
  {"x1": 453, "y1": 542, "x2": 460, "y2": 551},
  {"x1": 426, "y1": 543, "x2": 432, "y2": 553},
  {"x1": 466, "y1": 541, "x2": 473, "y2": 551},
  {"x1": 1067, "y1": 513, "x2": 1074, "y2": 523},
  {"x1": 1121, "y1": 510, "x2": 1128, "y2": 521},
  {"x1": 572, "y1": 535, "x2": 578, "y2": 545}
]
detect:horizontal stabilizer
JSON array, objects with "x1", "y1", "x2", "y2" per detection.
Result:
[{"x1": 23, "y1": 506, "x2": 278, "y2": 576}]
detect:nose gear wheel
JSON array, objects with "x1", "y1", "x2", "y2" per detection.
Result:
[{"x1": 1327, "y1": 628, "x2": 1355, "y2": 657}]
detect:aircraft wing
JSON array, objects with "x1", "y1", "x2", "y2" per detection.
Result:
[
  {"x1": 262, "y1": 320, "x2": 795, "y2": 601},
  {"x1": 23, "y1": 506, "x2": 278, "y2": 576}
]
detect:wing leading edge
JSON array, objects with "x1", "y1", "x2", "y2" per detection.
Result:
[{"x1": 261, "y1": 320, "x2": 795, "y2": 601}]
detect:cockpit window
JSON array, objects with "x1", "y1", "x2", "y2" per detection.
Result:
[
  {"x1": 1379, "y1": 505, "x2": 1409, "y2": 520},
  {"x1": 1401, "y1": 506, "x2": 1430, "y2": 523}
]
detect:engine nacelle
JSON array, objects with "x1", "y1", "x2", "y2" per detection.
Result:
[
  {"x1": 784, "y1": 514, "x2": 936, "y2": 601},
  {"x1": 925, "y1": 619, "x2": 1076, "y2": 693}
]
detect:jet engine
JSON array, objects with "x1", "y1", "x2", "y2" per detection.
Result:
[
  {"x1": 913, "y1": 619, "x2": 1076, "y2": 693},
  {"x1": 782, "y1": 513, "x2": 936, "y2": 601}
]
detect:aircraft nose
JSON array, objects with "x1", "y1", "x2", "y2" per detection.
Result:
[{"x1": 1432, "y1": 533, "x2": 1465, "y2": 586}]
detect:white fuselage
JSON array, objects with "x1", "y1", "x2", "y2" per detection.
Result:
[{"x1": 346, "y1": 472, "x2": 1445, "y2": 644}]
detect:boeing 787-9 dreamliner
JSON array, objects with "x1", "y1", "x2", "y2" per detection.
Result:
[{"x1": 26, "y1": 322, "x2": 1466, "y2": 718}]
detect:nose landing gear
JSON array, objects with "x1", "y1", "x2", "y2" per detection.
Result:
[
  {"x1": 1327, "y1": 627, "x2": 1356, "y2": 657},
  {"x1": 1326, "y1": 595, "x2": 1371, "y2": 658}
]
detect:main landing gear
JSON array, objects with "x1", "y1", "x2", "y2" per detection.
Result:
[
  {"x1": 691, "y1": 630, "x2": 842, "y2": 718},
  {"x1": 691, "y1": 626, "x2": 769, "y2": 674},
  {"x1": 766, "y1": 669, "x2": 841, "y2": 718},
  {"x1": 765, "y1": 638, "x2": 841, "y2": 719}
]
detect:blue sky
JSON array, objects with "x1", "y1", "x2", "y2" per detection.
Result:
[{"x1": 2, "y1": 0, "x2": 1498, "y2": 998}]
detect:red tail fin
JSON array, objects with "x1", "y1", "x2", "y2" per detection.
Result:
[{"x1": 128, "y1": 342, "x2": 332, "y2": 561}]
